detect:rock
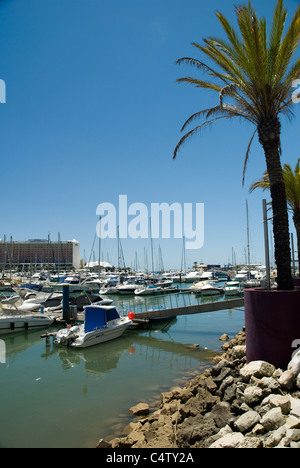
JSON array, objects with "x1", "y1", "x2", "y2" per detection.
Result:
[
  {"x1": 219, "y1": 334, "x2": 229, "y2": 341},
  {"x1": 285, "y1": 415, "x2": 300, "y2": 430},
  {"x1": 205, "y1": 376, "x2": 218, "y2": 394},
  {"x1": 231, "y1": 345, "x2": 246, "y2": 360},
  {"x1": 205, "y1": 402, "x2": 234, "y2": 429},
  {"x1": 102, "y1": 329, "x2": 300, "y2": 449},
  {"x1": 288, "y1": 349, "x2": 300, "y2": 375},
  {"x1": 243, "y1": 386, "x2": 264, "y2": 406},
  {"x1": 234, "y1": 410, "x2": 261, "y2": 433},
  {"x1": 96, "y1": 438, "x2": 112, "y2": 448},
  {"x1": 264, "y1": 426, "x2": 286, "y2": 448},
  {"x1": 279, "y1": 370, "x2": 296, "y2": 392},
  {"x1": 129, "y1": 403, "x2": 150, "y2": 416},
  {"x1": 209, "y1": 432, "x2": 244, "y2": 448},
  {"x1": 240, "y1": 361, "x2": 276, "y2": 381},
  {"x1": 237, "y1": 436, "x2": 263, "y2": 448},
  {"x1": 266, "y1": 394, "x2": 291, "y2": 415},
  {"x1": 260, "y1": 407, "x2": 284, "y2": 432},
  {"x1": 278, "y1": 428, "x2": 300, "y2": 447}
]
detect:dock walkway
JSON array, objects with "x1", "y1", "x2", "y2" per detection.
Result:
[{"x1": 131, "y1": 297, "x2": 244, "y2": 322}]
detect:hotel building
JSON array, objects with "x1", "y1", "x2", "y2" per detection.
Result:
[{"x1": 0, "y1": 238, "x2": 80, "y2": 269}]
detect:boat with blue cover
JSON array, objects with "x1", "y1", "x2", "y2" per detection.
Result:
[{"x1": 54, "y1": 305, "x2": 132, "y2": 348}]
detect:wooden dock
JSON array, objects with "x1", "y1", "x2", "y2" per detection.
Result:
[{"x1": 131, "y1": 297, "x2": 244, "y2": 323}]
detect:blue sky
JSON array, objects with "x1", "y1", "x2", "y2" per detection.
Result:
[{"x1": 0, "y1": 0, "x2": 299, "y2": 270}]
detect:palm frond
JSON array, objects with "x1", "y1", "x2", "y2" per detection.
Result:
[
  {"x1": 242, "y1": 129, "x2": 258, "y2": 186},
  {"x1": 249, "y1": 170, "x2": 270, "y2": 193},
  {"x1": 173, "y1": 116, "x2": 230, "y2": 160}
]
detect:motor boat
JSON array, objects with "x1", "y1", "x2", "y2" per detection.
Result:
[
  {"x1": 0, "y1": 290, "x2": 21, "y2": 306},
  {"x1": 100, "y1": 277, "x2": 120, "y2": 294},
  {"x1": 17, "y1": 291, "x2": 62, "y2": 312},
  {"x1": 117, "y1": 278, "x2": 147, "y2": 295},
  {"x1": 224, "y1": 281, "x2": 244, "y2": 296},
  {"x1": 134, "y1": 285, "x2": 161, "y2": 296},
  {"x1": 64, "y1": 275, "x2": 81, "y2": 285},
  {"x1": 184, "y1": 271, "x2": 205, "y2": 283},
  {"x1": 54, "y1": 305, "x2": 132, "y2": 348},
  {"x1": 199, "y1": 283, "x2": 224, "y2": 296},
  {"x1": 234, "y1": 270, "x2": 249, "y2": 282},
  {"x1": 0, "y1": 309, "x2": 54, "y2": 335},
  {"x1": 190, "y1": 280, "x2": 214, "y2": 293}
]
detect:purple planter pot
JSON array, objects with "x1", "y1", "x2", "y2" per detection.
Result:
[
  {"x1": 294, "y1": 277, "x2": 300, "y2": 289},
  {"x1": 244, "y1": 288, "x2": 300, "y2": 369}
]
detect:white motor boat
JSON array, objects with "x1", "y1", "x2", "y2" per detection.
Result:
[
  {"x1": 184, "y1": 271, "x2": 204, "y2": 283},
  {"x1": 199, "y1": 283, "x2": 224, "y2": 296},
  {"x1": 134, "y1": 285, "x2": 161, "y2": 296},
  {"x1": 224, "y1": 281, "x2": 244, "y2": 296},
  {"x1": 190, "y1": 280, "x2": 212, "y2": 292},
  {"x1": 0, "y1": 310, "x2": 54, "y2": 335},
  {"x1": 17, "y1": 292, "x2": 62, "y2": 312},
  {"x1": 117, "y1": 279, "x2": 147, "y2": 295},
  {"x1": 0, "y1": 292, "x2": 21, "y2": 306},
  {"x1": 234, "y1": 270, "x2": 249, "y2": 282},
  {"x1": 100, "y1": 286, "x2": 119, "y2": 295},
  {"x1": 55, "y1": 305, "x2": 132, "y2": 348}
]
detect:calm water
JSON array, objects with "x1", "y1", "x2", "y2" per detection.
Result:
[{"x1": 0, "y1": 287, "x2": 245, "y2": 448}]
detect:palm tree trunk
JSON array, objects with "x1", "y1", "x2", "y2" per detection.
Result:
[
  {"x1": 258, "y1": 117, "x2": 294, "y2": 290},
  {"x1": 293, "y1": 210, "x2": 300, "y2": 277}
]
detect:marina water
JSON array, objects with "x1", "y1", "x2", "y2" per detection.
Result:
[{"x1": 0, "y1": 287, "x2": 245, "y2": 448}]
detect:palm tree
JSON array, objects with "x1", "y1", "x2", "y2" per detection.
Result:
[
  {"x1": 173, "y1": 0, "x2": 300, "y2": 290},
  {"x1": 250, "y1": 159, "x2": 300, "y2": 275}
]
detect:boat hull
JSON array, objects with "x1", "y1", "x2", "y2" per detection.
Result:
[
  {"x1": 55, "y1": 319, "x2": 132, "y2": 348},
  {"x1": 0, "y1": 314, "x2": 54, "y2": 335},
  {"x1": 200, "y1": 289, "x2": 223, "y2": 296}
]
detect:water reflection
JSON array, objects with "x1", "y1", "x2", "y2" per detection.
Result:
[{"x1": 0, "y1": 291, "x2": 245, "y2": 448}]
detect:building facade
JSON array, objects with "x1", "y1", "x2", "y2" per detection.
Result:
[{"x1": 0, "y1": 238, "x2": 80, "y2": 269}]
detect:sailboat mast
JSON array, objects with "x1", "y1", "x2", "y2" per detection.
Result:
[{"x1": 98, "y1": 216, "x2": 102, "y2": 279}]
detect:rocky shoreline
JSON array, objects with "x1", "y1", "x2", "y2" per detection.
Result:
[{"x1": 97, "y1": 328, "x2": 300, "y2": 449}]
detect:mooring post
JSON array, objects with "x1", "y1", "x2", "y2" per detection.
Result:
[{"x1": 62, "y1": 284, "x2": 70, "y2": 322}]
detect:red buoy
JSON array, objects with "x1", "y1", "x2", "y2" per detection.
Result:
[{"x1": 128, "y1": 311, "x2": 135, "y2": 320}]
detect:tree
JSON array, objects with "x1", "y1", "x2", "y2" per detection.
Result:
[
  {"x1": 173, "y1": 0, "x2": 300, "y2": 290},
  {"x1": 250, "y1": 159, "x2": 300, "y2": 274}
]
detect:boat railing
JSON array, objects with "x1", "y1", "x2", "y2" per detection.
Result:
[{"x1": 118, "y1": 289, "x2": 224, "y2": 317}]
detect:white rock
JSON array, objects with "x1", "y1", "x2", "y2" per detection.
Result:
[
  {"x1": 260, "y1": 407, "x2": 284, "y2": 432},
  {"x1": 240, "y1": 361, "x2": 276, "y2": 381},
  {"x1": 209, "y1": 432, "x2": 244, "y2": 448},
  {"x1": 285, "y1": 415, "x2": 300, "y2": 430},
  {"x1": 243, "y1": 386, "x2": 263, "y2": 405},
  {"x1": 290, "y1": 396, "x2": 300, "y2": 414},
  {"x1": 231, "y1": 345, "x2": 246, "y2": 360},
  {"x1": 234, "y1": 411, "x2": 261, "y2": 433},
  {"x1": 279, "y1": 370, "x2": 296, "y2": 391},
  {"x1": 264, "y1": 426, "x2": 286, "y2": 448},
  {"x1": 267, "y1": 395, "x2": 291, "y2": 415},
  {"x1": 288, "y1": 349, "x2": 300, "y2": 376}
]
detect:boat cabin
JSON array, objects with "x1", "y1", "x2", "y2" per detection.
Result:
[{"x1": 84, "y1": 306, "x2": 120, "y2": 332}]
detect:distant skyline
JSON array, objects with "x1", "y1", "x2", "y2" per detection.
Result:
[{"x1": 0, "y1": 0, "x2": 299, "y2": 270}]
